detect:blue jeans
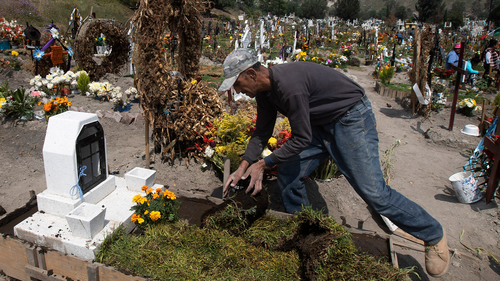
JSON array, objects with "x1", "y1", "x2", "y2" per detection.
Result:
[{"x1": 277, "y1": 95, "x2": 443, "y2": 245}]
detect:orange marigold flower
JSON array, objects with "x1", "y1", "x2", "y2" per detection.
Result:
[
  {"x1": 144, "y1": 210, "x2": 149, "y2": 215},
  {"x1": 141, "y1": 185, "x2": 148, "y2": 191},
  {"x1": 131, "y1": 214, "x2": 141, "y2": 222},
  {"x1": 146, "y1": 188, "x2": 153, "y2": 194},
  {"x1": 152, "y1": 193, "x2": 159, "y2": 200},
  {"x1": 156, "y1": 188, "x2": 162, "y2": 193}
]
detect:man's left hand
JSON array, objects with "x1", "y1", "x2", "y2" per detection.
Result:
[{"x1": 242, "y1": 159, "x2": 267, "y2": 196}]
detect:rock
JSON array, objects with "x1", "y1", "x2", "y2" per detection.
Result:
[
  {"x1": 95, "y1": 110, "x2": 103, "y2": 118},
  {"x1": 133, "y1": 114, "x2": 145, "y2": 126},
  {"x1": 104, "y1": 111, "x2": 114, "y2": 119}
]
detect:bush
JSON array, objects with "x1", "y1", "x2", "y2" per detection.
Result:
[
  {"x1": 379, "y1": 66, "x2": 395, "y2": 84},
  {"x1": 349, "y1": 57, "x2": 361, "y2": 67},
  {"x1": 77, "y1": 71, "x2": 90, "y2": 94},
  {"x1": 0, "y1": 87, "x2": 38, "y2": 120}
]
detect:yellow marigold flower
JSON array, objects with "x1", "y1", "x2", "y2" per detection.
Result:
[
  {"x1": 132, "y1": 194, "x2": 143, "y2": 203},
  {"x1": 139, "y1": 197, "x2": 147, "y2": 204},
  {"x1": 191, "y1": 80, "x2": 197, "y2": 84},
  {"x1": 152, "y1": 193, "x2": 159, "y2": 200},
  {"x1": 141, "y1": 185, "x2": 148, "y2": 191},
  {"x1": 144, "y1": 210, "x2": 149, "y2": 215},
  {"x1": 268, "y1": 137, "x2": 277, "y2": 148},
  {"x1": 150, "y1": 211, "x2": 161, "y2": 222},
  {"x1": 137, "y1": 217, "x2": 144, "y2": 224},
  {"x1": 156, "y1": 188, "x2": 162, "y2": 193}
]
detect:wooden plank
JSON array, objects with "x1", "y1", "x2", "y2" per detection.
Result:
[
  {"x1": 98, "y1": 263, "x2": 147, "y2": 281},
  {"x1": 0, "y1": 236, "x2": 31, "y2": 281},
  {"x1": 87, "y1": 263, "x2": 100, "y2": 281},
  {"x1": 44, "y1": 250, "x2": 89, "y2": 281},
  {"x1": 25, "y1": 265, "x2": 67, "y2": 281}
]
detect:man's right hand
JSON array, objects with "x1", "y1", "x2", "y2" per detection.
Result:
[{"x1": 223, "y1": 161, "x2": 249, "y2": 198}]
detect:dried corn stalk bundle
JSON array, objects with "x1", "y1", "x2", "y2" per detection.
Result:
[
  {"x1": 410, "y1": 25, "x2": 434, "y2": 116},
  {"x1": 132, "y1": 0, "x2": 223, "y2": 161},
  {"x1": 206, "y1": 48, "x2": 230, "y2": 64},
  {"x1": 168, "y1": 0, "x2": 205, "y2": 78},
  {"x1": 75, "y1": 19, "x2": 130, "y2": 81}
]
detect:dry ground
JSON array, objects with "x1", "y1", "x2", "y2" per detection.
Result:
[{"x1": 0, "y1": 55, "x2": 499, "y2": 280}]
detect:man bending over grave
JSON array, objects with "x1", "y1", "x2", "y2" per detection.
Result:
[{"x1": 219, "y1": 48, "x2": 450, "y2": 277}]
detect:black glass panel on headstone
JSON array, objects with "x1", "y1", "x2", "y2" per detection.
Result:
[{"x1": 76, "y1": 121, "x2": 106, "y2": 194}]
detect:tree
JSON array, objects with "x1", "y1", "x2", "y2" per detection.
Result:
[
  {"x1": 334, "y1": 0, "x2": 360, "y2": 21},
  {"x1": 448, "y1": 1, "x2": 466, "y2": 29},
  {"x1": 415, "y1": 0, "x2": 444, "y2": 23},
  {"x1": 300, "y1": 0, "x2": 328, "y2": 19},
  {"x1": 395, "y1": 5, "x2": 407, "y2": 20}
]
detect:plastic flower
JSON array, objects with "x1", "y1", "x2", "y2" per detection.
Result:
[
  {"x1": 268, "y1": 137, "x2": 277, "y2": 148},
  {"x1": 191, "y1": 80, "x2": 197, "y2": 84},
  {"x1": 149, "y1": 211, "x2": 161, "y2": 221},
  {"x1": 0, "y1": 98, "x2": 6, "y2": 108},
  {"x1": 261, "y1": 148, "x2": 272, "y2": 158},
  {"x1": 33, "y1": 49, "x2": 44, "y2": 61},
  {"x1": 204, "y1": 146, "x2": 214, "y2": 158},
  {"x1": 66, "y1": 46, "x2": 74, "y2": 57},
  {"x1": 11, "y1": 50, "x2": 18, "y2": 56}
]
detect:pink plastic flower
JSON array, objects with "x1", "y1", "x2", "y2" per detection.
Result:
[{"x1": 31, "y1": 91, "x2": 41, "y2": 97}]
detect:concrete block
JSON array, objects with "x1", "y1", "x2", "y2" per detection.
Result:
[
  {"x1": 104, "y1": 111, "x2": 114, "y2": 119},
  {"x1": 66, "y1": 203, "x2": 106, "y2": 239},
  {"x1": 112, "y1": 112, "x2": 122, "y2": 123},
  {"x1": 83, "y1": 176, "x2": 116, "y2": 204},
  {"x1": 95, "y1": 110, "x2": 103, "y2": 118},
  {"x1": 125, "y1": 167, "x2": 156, "y2": 191},
  {"x1": 37, "y1": 190, "x2": 82, "y2": 217},
  {"x1": 120, "y1": 113, "x2": 134, "y2": 125},
  {"x1": 133, "y1": 114, "x2": 145, "y2": 126}
]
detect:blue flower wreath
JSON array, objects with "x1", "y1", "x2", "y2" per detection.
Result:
[{"x1": 33, "y1": 49, "x2": 45, "y2": 61}]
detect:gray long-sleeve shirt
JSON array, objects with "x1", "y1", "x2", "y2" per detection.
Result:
[{"x1": 242, "y1": 61, "x2": 364, "y2": 165}]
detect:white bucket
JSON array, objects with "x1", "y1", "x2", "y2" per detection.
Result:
[{"x1": 448, "y1": 172, "x2": 483, "y2": 204}]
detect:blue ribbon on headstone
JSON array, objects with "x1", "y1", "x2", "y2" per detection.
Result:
[{"x1": 70, "y1": 165, "x2": 87, "y2": 200}]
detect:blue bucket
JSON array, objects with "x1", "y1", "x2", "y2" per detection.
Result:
[{"x1": 0, "y1": 39, "x2": 10, "y2": 51}]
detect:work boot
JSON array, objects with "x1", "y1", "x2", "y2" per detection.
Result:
[{"x1": 425, "y1": 230, "x2": 450, "y2": 277}]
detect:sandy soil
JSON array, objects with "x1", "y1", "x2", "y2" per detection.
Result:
[{"x1": 0, "y1": 53, "x2": 499, "y2": 280}]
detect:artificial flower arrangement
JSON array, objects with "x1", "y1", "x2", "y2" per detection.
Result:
[
  {"x1": 130, "y1": 185, "x2": 180, "y2": 228},
  {"x1": 30, "y1": 67, "x2": 88, "y2": 97},
  {"x1": 433, "y1": 67, "x2": 455, "y2": 80},
  {"x1": 0, "y1": 18, "x2": 23, "y2": 43},
  {"x1": 458, "y1": 98, "x2": 481, "y2": 116},
  {"x1": 86, "y1": 81, "x2": 114, "y2": 99},
  {"x1": 202, "y1": 108, "x2": 292, "y2": 177},
  {"x1": 466, "y1": 116, "x2": 499, "y2": 187},
  {"x1": 295, "y1": 51, "x2": 348, "y2": 69},
  {"x1": 339, "y1": 44, "x2": 356, "y2": 59},
  {"x1": 94, "y1": 36, "x2": 106, "y2": 46},
  {"x1": 0, "y1": 86, "x2": 40, "y2": 120},
  {"x1": 40, "y1": 95, "x2": 72, "y2": 119}
]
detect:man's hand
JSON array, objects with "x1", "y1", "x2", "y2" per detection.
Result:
[
  {"x1": 222, "y1": 159, "x2": 269, "y2": 197},
  {"x1": 223, "y1": 165, "x2": 246, "y2": 198},
  {"x1": 243, "y1": 159, "x2": 268, "y2": 196}
]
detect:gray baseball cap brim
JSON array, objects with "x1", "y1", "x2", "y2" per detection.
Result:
[
  {"x1": 218, "y1": 48, "x2": 258, "y2": 92},
  {"x1": 218, "y1": 73, "x2": 239, "y2": 92}
]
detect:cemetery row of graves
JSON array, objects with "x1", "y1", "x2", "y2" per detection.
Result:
[{"x1": 1, "y1": 1, "x2": 500, "y2": 279}]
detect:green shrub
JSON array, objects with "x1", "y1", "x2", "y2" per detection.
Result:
[
  {"x1": 379, "y1": 66, "x2": 395, "y2": 85},
  {"x1": 77, "y1": 72, "x2": 90, "y2": 94}
]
